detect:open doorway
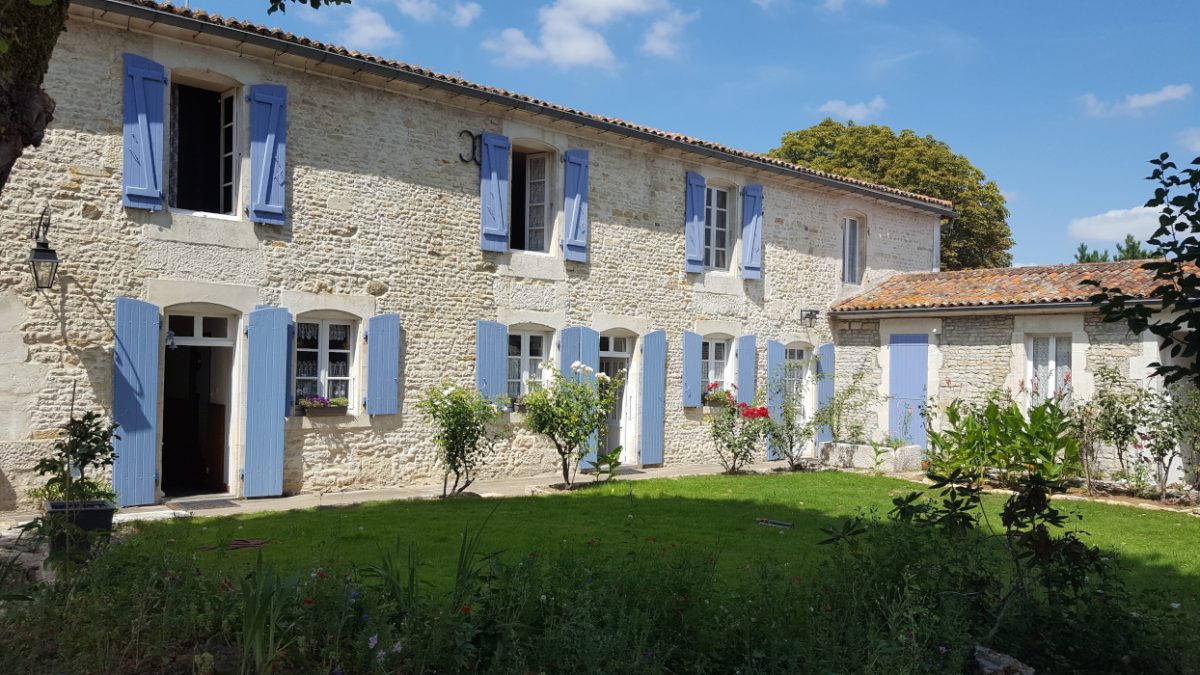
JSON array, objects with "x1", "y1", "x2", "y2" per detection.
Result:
[
  {"x1": 162, "y1": 313, "x2": 235, "y2": 497},
  {"x1": 599, "y1": 333, "x2": 635, "y2": 460}
]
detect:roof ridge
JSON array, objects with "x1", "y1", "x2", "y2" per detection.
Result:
[{"x1": 87, "y1": 0, "x2": 954, "y2": 211}]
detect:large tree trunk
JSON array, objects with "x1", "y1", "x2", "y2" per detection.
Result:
[{"x1": 0, "y1": 0, "x2": 70, "y2": 193}]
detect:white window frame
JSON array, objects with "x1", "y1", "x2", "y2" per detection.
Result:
[
  {"x1": 783, "y1": 346, "x2": 808, "y2": 402},
  {"x1": 507, "y1": 331, "x2": 548, "y2": 402},
  {"x1": 168, "y1": 80, "x2": 241, "y2": 217},
  {"x1": 294, "y1": 319, "x2": 358, "y2": 408},
  {"x1": 165, "y1": 313, "x2": 236, "y2": 348},
  {"x1": 1026, "y1": 334, "x2": 1072, "y2": 405},
  {"x1": 842, "y1": 217, "x2": 861, "y2": 284},
  {"x1": 701, "y1": 337, "x2": 731, "y2": 391},
  {"x1": 704, "y1": 186, "x2": 733, "y2": 271},
  {"x1": 524, "y1": 153, "x2": 550, "y2": 253},
  {"x1": 219, "y1": 89, "x2": 237, "y2": 216}
]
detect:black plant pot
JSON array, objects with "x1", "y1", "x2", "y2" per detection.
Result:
[{"x1": 45, "y1": 499, "x2": 116, "y2": 558}]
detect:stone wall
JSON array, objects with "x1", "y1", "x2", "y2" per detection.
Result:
[{"x1": 0, "y1": 15, "x2": 942, "y2": 511}]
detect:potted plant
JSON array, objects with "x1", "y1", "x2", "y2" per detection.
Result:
[
  {"x1": 298, "y1": 395, "x2": 350, "y2": 416},
  {"x1": 703, "y1": 382, "x2": 736, "y2": 408},
  {"x1": 27, "y1": 411, "x2": 119, "y2": 559}
]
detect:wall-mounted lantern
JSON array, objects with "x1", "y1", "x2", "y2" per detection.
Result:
[
  {"x1": 28, "y1": 207, "x2": 59, "y2": 290},
  {"x1": 801, "y1": 309, "x2": 820, "y2": 329}
]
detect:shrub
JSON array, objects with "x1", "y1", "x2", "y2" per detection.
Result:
[
  {"x1": 523, "y1": 363, "x2": 625, "y2": 485},
  {"x1": 810, "y1": 367, "x2": 876, "y2": 445},
  {"x1": 764, "y1": 391, "x2": 815, "y2": 470},
  {"x1": 707, "y1": 401, "x2": 770, "y2": 473},
  {"x1": 27, "y1": 410, "x2": 118, "y2": 504},
  {"x1": 417, "y1": 382, "x2": 510, "y2": 496}
]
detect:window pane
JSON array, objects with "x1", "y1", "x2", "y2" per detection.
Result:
[
  {"x1": 715, "y1": 230, "x2": 726, "y2": 249},
  {"x1": 529, "y1": 335, "x2": 543, "y2": 357},
  {"x1": 296, "y1": 351, "x2": 318, "y2": 378},
  {"x1": 327, "y1": 324, "x2": 350, "y2": 350},
  {"x1": 529, "y1": 357, "x2": 543, "y2": 379},
  {"x1": 328, "y1": 379, "x2": 349, "y2": 399},
  {"x1": 716, "y1": 190, "x2": 727, "y2": 209},
  {"x1": 714, "y1": 342, "x2": 726, "y2": 361},
  {"x1": 1055, "y1": 337, "x2": 1072, "y2": 393},
  {"x1": 528, "y1": 156, "x2": 546, "y2": 181},
  {"x1": 1031, "y1": 337, "x2": 1050, "y2": 404},
  {"x1": 297, "y1": 322, "x2": 320, "y2": 350},
  {"x1": 508, "y1": 356, "x2": 521, "y2": 381},
  {"x1": 202, "y1": 316, "x2": 227, "y2": 338},
  {"x1": 508, "y1": 335, "x2": 522, "y2": 357},
  {"x1": 701, "y1": 341, "x2": 710, "y2": 360},
  {"x1": 508, "y1": 381, "x2": 521, "y2": 400},
  {"x1": 714, "y1": 250, "x2": 726, "y2": 269},
  {"x1": 706, "y1": 189, "x2": 713, "y2": 207},
  {"x1": 613, "y1": 337, "x2": 627, "y2": 353},
  {"x1": 168, "y1": 315, "x2": 194, "y2": 338},
  {"x1": 295, "y1": 378, "x2": 318, "y2": 401},
  {"x1": 328, "y1": 352, "x2": 349, "y2": 378},
  {"x1": 599, "y1": 336, "x2": 610, "y2": 352}
]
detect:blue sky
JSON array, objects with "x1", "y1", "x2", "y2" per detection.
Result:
[{"x1": 189, "y1": 0, "x2": 1200, "y2": 265}]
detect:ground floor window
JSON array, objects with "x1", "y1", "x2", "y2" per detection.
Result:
[
  {"x1": 702, "y1": 338, "x2": 730, "y2": 391},
  {"x1": 295, "y1": 319, "x2": 356, "y2": 404},
  {"x1": 507, "y1": 331, "x2": 547, "y2": 401},
  {"x1": 1028, "y1": 335, "x2": 1071, "y2": 405},
  {"x1": 784, "y1": 346, "x2": 807, "y2": 401}
]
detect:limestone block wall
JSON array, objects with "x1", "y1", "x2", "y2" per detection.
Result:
[{"x1": 0, "y1": 14, "x2": 941, "y2": 511}]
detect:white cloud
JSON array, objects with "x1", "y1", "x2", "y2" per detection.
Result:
[
  {"x1": 484, "y1": 0, "x2": 680, "y2": 70},
  {"x1": 821, "y1": 0, "x2": 887, "y2": 11},
  {"x1": 1178, "y1": 128, "x2": 1200, "y2": 153},
  {"x1": 337, "y1": 8, "x2": 401, "y2": 51},
  {"x1": 641, "y1": 9, "x2": 697, "y2": 58},
  {"x1": 818, "y1": 95, "x2": 887, "y2": 122},
  {"x1": 396, "y1": 0, "x2": 439, "y2": 22},
  {"x1": 750, "y1": 0, "x2": 787, "y2": 8},
  {"x1": 1067, "y1": 206, "x2": 1161, "y2": 243},
  {"x1": 452, "y1": 2, "x2": 482, "y2": 27},
  {"x1": 1080, "y1": 83, "x2": 1192, "y2": 117}
]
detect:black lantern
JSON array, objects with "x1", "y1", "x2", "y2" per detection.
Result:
[
  {"x1": 28, "y1": 207, "x2": 59, "y2": 290},
  {"x1": 801, "y1": 309, "x2": 820, "y2": 329}
]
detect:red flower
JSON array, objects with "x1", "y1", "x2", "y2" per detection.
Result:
[
  {"x1": 460, "y1": 605, "x2": 472, "y2": 615},
  {"x1": 303, "y1": 598, "x2": 314, "y2": 606},
  {"x1": 317, "y1": 570, "x2": 327, "y2": 581}
]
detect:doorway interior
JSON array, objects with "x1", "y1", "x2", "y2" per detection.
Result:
[{"x1": 162, "y1": 313, "x2": 235, "y2": 498}]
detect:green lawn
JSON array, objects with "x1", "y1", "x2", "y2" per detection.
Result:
[{"x1": 129, "y1": 471, "x2": 1200, "y2": 603}]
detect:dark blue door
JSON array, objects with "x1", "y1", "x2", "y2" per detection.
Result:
[{"x1": 888, "y1": 334, "x2": 928, "y2": 449}]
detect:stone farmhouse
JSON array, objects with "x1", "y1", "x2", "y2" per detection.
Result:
[{"x1": 0, "y1": 0, "x2": 1180, "y2": 511}]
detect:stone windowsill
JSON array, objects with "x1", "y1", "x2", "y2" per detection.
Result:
[
  {"x1": 497, "y1": 250, "x2": 567, "y2": 281},
  {"x1": 691, "y1": 270, "x2": 743, "y2": 296}
]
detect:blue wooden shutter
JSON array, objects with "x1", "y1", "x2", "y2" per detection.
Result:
[
  {"x1": 740, "y1": 184, "x2": 764, "y2": 280},
  {"x1": 284, "y1": 320, "x2": 295, "y2": 415},
  {"x1": 682, "y1": 330, "x2": 702, "y2": 407},
  {"x1": 248, "y1": 83, "x2": 288, "y2": 226},
  {"x1": 640, "y1": 330, "x2": 667, "y2": 465},
  {"x1": 244, "y1": 307, "x2": 291, "y2": 498},
  {"x1": 736, "y1": 335, "x2": 756, "y2": 404},
  {"x1": 562, "y1": 149, "x2": 590, "y2": 262},
  {"x1": 475, "y1": 320, "x2": 508, "y2": 401},
  {"x1": 112, "y1": 297, "x2": 161, "y2": 507},
  {"x1": 122, "y1": 54, "x2": 166, "y2": 211},
  {"x1": 367, "y1": 313, "x2": 402, "y2": 416},
  {"x1": 559, "y1": 326, "x2": 582, "y2": 376},
  {"x1": 888, "y1": 334, "x2": 929, "y2": 449},
  {"x1": 815, "y1": 342, "x2": 836, "y2": 446},
  {"x1": 765, "y1": 340, "x2": 785, "y2": 460},
  {"x1": 578, "y1": 327, "x2": 601, "y2": 466},
  {"x1": 684, "y1": 172, "x2": 705, "y2": 273},
  {"x1": 480, "y1": 133, "x2": 511, "y2": 252}
]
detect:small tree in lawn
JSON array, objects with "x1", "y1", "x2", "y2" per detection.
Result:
[
  {"x1": 417, "y1": 382, "x2": 510, "y2": 497},
  {"x1": 523, "y1": 362, "x2": 626, "y2": 486},
  {"x1": 1141, "y1": 383, "x2": 1200, "y2": 501},
  {"x1": 764, "y1": 379, "x2": 815, "y2": 471},
  {"x1": 708, "y1": 401, "x2": 771, "y2": 474}
]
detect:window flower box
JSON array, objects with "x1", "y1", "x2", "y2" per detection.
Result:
[{"x1": 298, "y1": 396, "x2": 350, "y2": 417}]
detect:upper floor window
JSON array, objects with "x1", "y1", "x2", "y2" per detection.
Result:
[
  {"x1": 295, "y1": 319, "x2": 357, "y2": 405},
  {"x1": 1028, "y1": 335, "x2": 1071, "y2": 405},
  {"x1": 842, "y1": 216, "x2": 864, "y2": 284},
  {"x1": 510, "y1": 150, "x2": 551, "y2": 253},
  {"x1": 507, "y1": 331, "x2": 547, "y2": 400},
  {"x1": 701, "y1": 337, "x2": 731, "y2": 391},
  {"x1": 704, "y1": 186, "x2": 732, "y2": 270},
  {"x1": 169, "y1": 81, "x2": 238, "y2": 215}
]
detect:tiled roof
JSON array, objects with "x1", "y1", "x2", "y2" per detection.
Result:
[
  {"x1": 78, "y1": 0, "x2": 954, "y2": 214},
  {"x1": 831, "y1": 260, "x2": 1169, "y2": 313}
]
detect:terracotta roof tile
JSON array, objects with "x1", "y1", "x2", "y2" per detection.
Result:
[
  {"x1": 831, "y1": 260, "x2": 1171, "y2": 313},
  {"x1": 85, "y1": 0, "x2": 953, "y2": 212}
]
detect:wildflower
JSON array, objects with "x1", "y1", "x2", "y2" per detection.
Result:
[
  {"x1": 391, "y1": 641, "x2": 403, "y2": 654},
  {"x1": 938, "y1": 645, "x2": 948, "y2": 655},
  {"x1": 317, "y1": 570, "x2": 327, "y2": 581},
  {"x1": 460, "y1": 605, "x2": 472, "y2": 615},
  {"x1": 368, "y1": 634, "x2": 378, "y2": 650},
  {"x1": 303, "y1": 597, "x2": 314, "y2": 606},
  {"x1": 1171, "y1": 602, "x2": 1181, "y2": 609},
  {"x1": 596, "y1": 371, "x2": 610, "y2": 382},
  {"x1": 571, "y1": 360, "x2": 584, "y2": 373},
  {"x1": 443, "y1": 386, "x2": 456, "y2": 395},
  {"x1": 377, "y1": 651, "x2": 386, "y2": 663},
  {"x1": 351, "y1": 591, "x2": 360, "y2": 599}
]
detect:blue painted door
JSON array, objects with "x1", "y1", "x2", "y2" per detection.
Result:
[
  {"x1": 112, "y1": 297, "x2": 161, "y2": 507},
  {"x1": 814, "y1": 343, "x2": 835, "y2": 446},
  {"x1": 244, "y1": 307, "x2": 291, "y2": 498},
  {"x1": 640, "y1": 331, "x2": 667, "y2": 465},
  {"x1": 888, "y1": 334, "x2": 929, "y2": 449}
]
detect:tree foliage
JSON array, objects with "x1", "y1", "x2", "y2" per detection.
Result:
[
  {"x1": 1087, "y1": 153, "x2": 1200, "y2": 385},
  {"x1": 769, "y1": 119, "x2": 1013, "y2": 270},
  {"x1": 1074, "y1": 234, "x2": 1158, "y2": 263}
]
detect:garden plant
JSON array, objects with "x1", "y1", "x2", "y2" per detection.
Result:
[
  {"x1": 523, "y1": 362, "x2": 626, "y2": 486},
  {"x1": 417, "y1": 382, "x2": 510, "y2": 497},
  {"x1": 707, "y1": 401, "x2": 770, "y2": 473}
]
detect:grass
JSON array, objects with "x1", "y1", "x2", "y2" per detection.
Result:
[{"x1": 128, "y1": 471, "x2": 1200, "y2": 602}]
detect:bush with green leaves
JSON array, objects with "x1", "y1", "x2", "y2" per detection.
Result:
[
  {"x1": 810, "y1": 367, "x2": 876, "y2": 445},
  {"x1": 417, "y1": 382, "x2": 510, "y2": 497},
  {"x1": 707, "y1": 401, "x2": 770, "y2": 473},
  {"x1": 27, "y1": 410, "x2": 118, "y2": 505},
  {"x1": 1140, "y1": 383, "x2": 1200, "y2": 500},
  {"x1": 764, "y1": 395, "x2": 816, "y2": 470},
  {"x1": 523, "y1": 363, "x2": 626, "y2": 486}
]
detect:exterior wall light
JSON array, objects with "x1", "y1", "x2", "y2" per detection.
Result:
[{"x1": 28, "y1": 207, "x2": 59, "y2": 290}]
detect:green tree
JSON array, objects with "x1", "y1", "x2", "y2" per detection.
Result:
[
  {"x1": 0, "y1": 0, "x2": 349, "y2": 194},
  {"x1": 769, "y1": 119, "x2": 1013, "y2": 270},
  {"x1": 1074, "y1": 234, "x2": 1157, "y2": 263}
]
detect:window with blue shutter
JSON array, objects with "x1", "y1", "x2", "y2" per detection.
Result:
[
  {"x1": 558, "y1": 326, "x2": 582, "y2": 376},
  {"x1": 740, "y1": 184, "x2": 764, "y2": 279},
  {"x1": 815, "y1": 342, "x2": 836, "y2": 446},
  {"x1": 366, "y1": 313, "x2": 402, "y2": 416},
  {"x1": 562, "y1": 149, "x2": 590, "y2": 262},
  {"x1": 475, "y1": 320, "x2": 508, "y2": 401},
  {"x1": 684, "y1": 172, "x2": 705, "y2": 273},
  {"x1": 112, "y1": 297, "x2": 162, "y2": 507},
  {"x1": 480, "y1": 133, "x2": 511, "y2": 252},
  {"x1": 765, "y1": 340, "x2": 785, "y2": 460},
  {"x1": 577, "y1": 327, "x2": 600, "y2": 466},
  {"x1": 122, "y1": 54, "x2": 166, "y2": 211},
  {"x1": 682, "y1": 330, "x2": 702, "y2": 407},
  {"x1": 640, "y1": 330, "x2": 667, "y2": 465},
  {"x1": 248, "y1": 83, "x2": 287, "y2": 226},
  {"x1": 736, "y1": 334, "x2": 756, "y2": 404},
  {"x1": 244, "y1": 306, "x2": 291, "y2": 498}
]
